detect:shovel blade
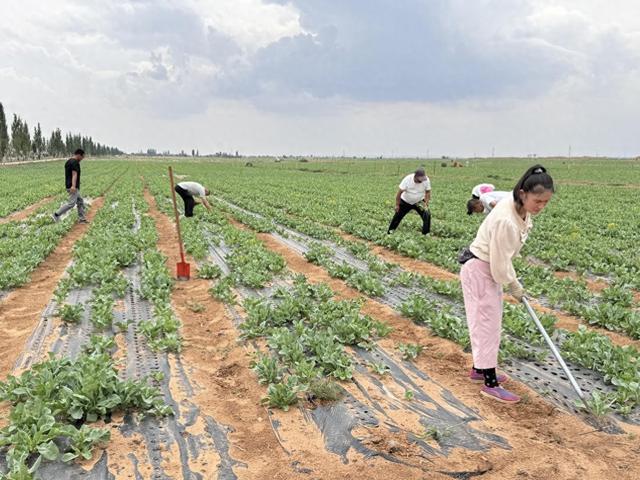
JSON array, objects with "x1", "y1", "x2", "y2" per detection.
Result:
[{"x1": 177, "y1": 262, "x2": 190, "y2": 280}]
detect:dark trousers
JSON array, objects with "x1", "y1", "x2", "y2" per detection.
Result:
[
  {"x1": 388, "y1": 199, "x2": 431, "y2": 235},
  {"x1": 175, "y1": 185, "x2": 195, "y2": 217}
]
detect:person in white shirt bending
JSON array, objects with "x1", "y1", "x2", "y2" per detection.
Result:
[
  {"x1": 387, "y1": 168, "x2": 432, "y2": 235},
  {"x1": 467, "y1": 190, "x2": 510, "y2": 215},
  {"x1": 471, "y1": 183, "x2": 495, "y2": 199},
  {"x1": 459, "y1": 165, "x2": 554, "y2": 404},
  {"x1": 175, "y1": 181, "x2": 212, "y2": 217}
]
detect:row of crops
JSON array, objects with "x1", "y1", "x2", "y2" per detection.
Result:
[
  {"x1": 143, "y1": 174, "x2": 511, "y2": 456},
  {"x1": 136, "y1": 160, "x2": 640, "y2": 420},
  {"x1": 1, "y1": 157, "x2": 639, "y2": 476},
  {"x1": 0, "y1": 176, "x2": 197, "y2": 478},
  {"x1": 150, "y1": 161, "x2": 639, "y2": 340}
]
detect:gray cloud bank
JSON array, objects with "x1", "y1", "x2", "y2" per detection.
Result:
[{"x1": 1, "y1": 0, "x2": 639, "y2": 155}]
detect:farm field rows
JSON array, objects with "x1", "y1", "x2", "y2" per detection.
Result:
[{"x1": 1, "y1": 157, "x2": 639, "y2": 479}]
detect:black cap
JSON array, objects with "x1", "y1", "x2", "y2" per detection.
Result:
[{"x1": 414, "y1": 167, "x2": 427, "y2": 180}]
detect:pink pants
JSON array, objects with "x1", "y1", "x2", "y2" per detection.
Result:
[{"x1": 460, "y1": 258, "x2": 503, "y2": 369}]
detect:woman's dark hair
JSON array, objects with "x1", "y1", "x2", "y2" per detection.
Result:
[
  {"x1": 466, "y1": 198, "x2": 481, "y2": 215},
  {"x1": 513, "y1": 164, "x2": 554, "y2": 205}
]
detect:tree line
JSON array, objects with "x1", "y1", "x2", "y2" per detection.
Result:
[{"x1": 0, "y1": 102, "x2": 123, "y2": 162}]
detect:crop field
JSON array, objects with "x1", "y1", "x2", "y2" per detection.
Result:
[{"x1": 1, "y1": 156, "x2": 639, "y2": 479}]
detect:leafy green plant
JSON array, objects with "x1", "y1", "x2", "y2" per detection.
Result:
[
  {"x1": 576, "y1": 391, "x2": 616, "y2": 417},
  {"x1": 398, "y1": 343, "x2": 424, "y2": 361},
  {"x1": 57, "y1": 303, "x2": 84, "y2": 324},
  {"x1": 368, "y1": 361, "x2": 390, "y2": 376},
  {"x1": 209, "y1": 276, "x2": 237, "y2": 304},
  {"x1": 186, "y1": 301, "x2": 205, "y2": 313},
  {"x1": 261, "y1": 377, "x2": 302, "y2": 411},
  {"x1": 304, "y1": 242, "x2": 333, "y2": 265},
  {"x1": 307, "y1": 378, "x2": 342, "y2": 401},
  {"x1": 0, "y1": 335, "x2": 171, "y2": 477},
  {"x1": 197, "y1": 263, "x2": 223, "y2": 280},
  {"x1": 346, "y1": 271, "x2": 385, "y2": 297},
  {"x1": 250, "y1": 353, "x2": 282, "y2": 385}
]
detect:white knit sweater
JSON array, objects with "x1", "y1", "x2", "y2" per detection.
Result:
[{"x1": 469, "y1": 197, "x2": 533, "y2": 285}]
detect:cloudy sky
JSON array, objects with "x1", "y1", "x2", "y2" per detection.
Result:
[{"x1": 1, "y1": 0, "x2": 639, "y2": 156}]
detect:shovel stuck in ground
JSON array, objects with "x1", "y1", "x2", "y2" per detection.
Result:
[{"x1": 168, "y1": 166, "x2": 190, "y2": 280}]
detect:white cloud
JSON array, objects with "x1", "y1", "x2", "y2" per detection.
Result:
[{"x1": 0, "y1": 0, "x2": 639, "y2": 156}]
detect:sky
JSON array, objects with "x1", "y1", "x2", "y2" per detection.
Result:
[{"x1": 1, "y1": 0, "x2": 639, "y2": 157}]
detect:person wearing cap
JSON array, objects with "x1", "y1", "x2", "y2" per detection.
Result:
[
  {"x1": 467, "y1": 190, "x2": 510, "y2": 216},
  {"x1": 175, "y1": 181, "x2": 212, "y2": 217},
  {"x1": 471, "y1": 183, "x2": 495, "y2": 199},
  {"x1": 387, "y1": 168, "x2": 431, "y2": 235}
]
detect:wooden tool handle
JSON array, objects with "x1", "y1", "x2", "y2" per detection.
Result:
[{"x1": 168, "y1": 166, "x2": 186, "y2": 263}]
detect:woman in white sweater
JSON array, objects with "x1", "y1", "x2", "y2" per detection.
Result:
[{"x1": 460, "y1": 165, "x2": 554, "y2": 403}]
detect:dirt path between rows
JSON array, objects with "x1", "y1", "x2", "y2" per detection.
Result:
[
  {"x1": 143, "y1": 190, "x2": 454, "y2": 479},
  {"x1": 0, "y1": 197, "x2": 105, "y2": 379},
  {"x1": 0, "y1": 196, "x2": 55, "y2": 224},
  {"x1": 255, "y1": 229, "x2": 640, "y2": 480}
]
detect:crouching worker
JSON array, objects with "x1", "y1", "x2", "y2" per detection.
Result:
[
  {"x1": 467, "y1": 190, "x2": 510, "y2": 215},
  {"x1": 175, "y1": 181, "x2": 212, "y2": 217},
  {"x1": 459, "y1": 165, "x2": 554, "y2": 404},
  {"x1": 471, "y1": 183, "x2": 495, "y2": 199},
  {"x1": 387, "y1": 167, "x2": 431, "y2": 235}
]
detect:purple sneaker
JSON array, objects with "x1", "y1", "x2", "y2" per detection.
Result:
[
  {"x1": 469, "y1": 369, "x2": 509, "y2": 384},
  {"x1": 481, "y1": 385, "x2": 520, "y2": 404}
]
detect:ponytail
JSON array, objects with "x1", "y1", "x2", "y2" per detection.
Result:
[{"x1": 513, "y1": 164, "x2": 554, "y2": 205}]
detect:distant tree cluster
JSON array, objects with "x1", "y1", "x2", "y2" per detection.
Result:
[
  {"x1": 0, "y1": 102, "x2": 123, "y2": 162},
  {"x1": 138, "y1": 149, "x2": 241, "y2": 158}
]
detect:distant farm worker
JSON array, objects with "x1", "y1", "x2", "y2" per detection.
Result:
[
  {"x1": 459, "y1": 165, "x2": 554, "y2": 404},
  {"x1": 387, "y1": 167, "x2": 431, "y2": 235},
  {"x1": 467, "y1": 191, "x2": 510, "y2": 215},
  {"x1": 52, "y1": 148, "x2": 88, "y2": 224},
  {"x1": 471, "y1": 183, "x2": 495, "y2": 199},
  {"x1": 175, "y1": 181, "x2": 212, "y2": 217}
]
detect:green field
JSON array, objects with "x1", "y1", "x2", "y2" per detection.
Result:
[{"x1": 1, "y1": 156, "x2": 639, "y2": 478}]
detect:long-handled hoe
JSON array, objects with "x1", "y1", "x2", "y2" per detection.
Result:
[
  {"x1": 522, "y1": 297, "x2": 620, "y2": 431},
  {"x1": 521, "y1": 297, "x2": 585, "y2": 402}
]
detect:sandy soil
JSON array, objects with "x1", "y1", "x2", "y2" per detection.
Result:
[
  {"x1": 144, "y1": 189, "x2": 458, "y2": 479},
  {"x1": 337, "y1": 229, "x2": 640, "y2": 350},
  {"x1": 0, "y1": 196, "x2": 55, "y2": 224},
  {"x1": 0, "y1": 196, "x2": 105, "y2": 379},
  {"x1": 554, "y1": 271, "x2": 609, "y2": 293},
  {"x1": 2, "y1": 188, "x2": 639, "y2": 479},
  {"x1": 339, "y1": 231, "x2": 458, "y2": 282},
  {"x1": 256, "y1": 230, "x2": 640, "y2": 480}
]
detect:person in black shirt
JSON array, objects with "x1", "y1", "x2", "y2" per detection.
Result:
[{"x1": 52, "y1": 149, "x2": 87, "y2": 223}]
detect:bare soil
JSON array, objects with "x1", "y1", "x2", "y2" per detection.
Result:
[
  {"x1": 338, "y1": 231, "x2": 458, "y2": 282},
  {"x1": 0, "y1": 196, "x2": 55, "y2": 224},
  {"x1": 144, "y1": 189, "x2": 454, "y2": 479},
  {"x1": 338, "y1": 229, "x2": 640, "y2": 350},
  {"x1": 0, "y1": 196, "x2": 105, "y2": 379},
  {"x1": 256, "y1": 230, "x2": 640, "y2": 480},
  {"x1": 2, "y1": 191, "x2": 639, "y2": 479},
  {"x1": 554, "y1": 271, "x2": 608, "y2": 293}
]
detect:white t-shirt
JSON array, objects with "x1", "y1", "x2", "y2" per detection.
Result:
[
  {"x1": 399, "y1": 174, "x2": 431, "y2": 205},
  {"x1": 480, "y1": 191, "x2": 510, "y2": 214},
  {"x1": 472, "y1": 183, "x2": 495, "y2": 198},
  {"x1": 177, "y1": 181, "x2": 206, "y2": 197}
]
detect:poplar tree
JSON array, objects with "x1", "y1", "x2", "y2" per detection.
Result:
[{"x1": 0, "y1": 102, "x2": 8, "y2": 160}]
